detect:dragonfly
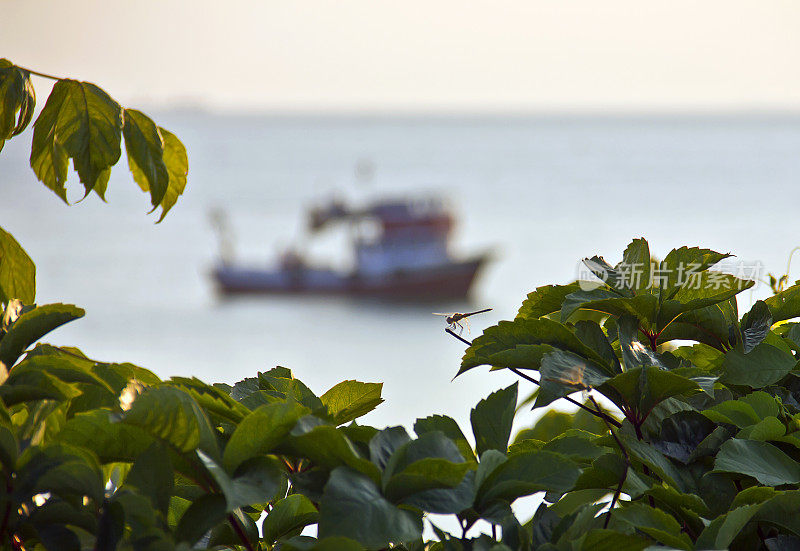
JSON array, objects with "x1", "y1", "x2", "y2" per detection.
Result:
[{"x1": 433, "y1": 308, "x2": 492, "y2": 335}]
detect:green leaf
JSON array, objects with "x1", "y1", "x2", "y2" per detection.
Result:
[
  {"x1": 320, "y1": 380, "x2": 383, "y2": 425},
  {"x1": 384, "y1": 457, "x2": 471, "y2": 503},
  {"x1": 536, "y1": 349, "x2": 611, "y2": 408},
  {"x1": 175, "y1": 493, "x2": 228, "y2": 545},
  {"x1": 658, "y1": 246, "x2": 732, "y2": 300},
  {"x1": 262, "y1": 494, "x2": 319, "y2": 543},
  {"x1": 702, "y1": 391, "x2": 780, "y2": 428},
  {"x1": 0, "y1": 60, "x2": 36, "y2": 150},
  {"x1": 720, "y1": 343, "x2": 797, "y2": 388},
  {"x1": 369, "y1": 426, "x2": 411, "y2": 470},
  {"x1": 470, "y1": 383, "x2": 517, "y2": 456},
  {"x1": 696, "y1": 503, "x2": 762, "y2": 550},
  {"x1": 0, "y1": 303, "x2": 84, "y2": 367},
  {"x1": 581, "y1": 529, "x2": 651, "y2": 551},
  {"x1": 560, "y1": 290, "x2": 658, "y2": 328},
  {"x1": 318, "y1": 467, "x2": 421, "y2": 549},
  {"x1": 155, "y1": 127, "x2": 188, "y2": 222},
  {"x1": 414, "y1": 414, "x2": 476, "y2": 464},
  {"x1": 476, "y1": 450, "x2": 581, "y2": 507},
  {"x1": 198, "y1": 450, "x2": 284, "y2": 510},
  {"x1": 123, "y1": 386, "x2": 219, "y2": 456},
  {"x1": 620, "y1": 237, "x2": 652, "y2": 294},
  {"x1": 122, "y1": 442, "x2": 173, "y2": 517},
  {"x1": 30, "y1": 79, "x2": 122, "y2": 200},
  {"x1": 282, "y1": 418, "x2": 381, "y2": 483},
  {"x1": 0, "y1": 226, "x2": 35, "y2": 306},
  {"x1": 598, "y1": 367, "x2": 700, "y2": 418},
  {"x1": 741, "y1": 300, "x2": 773, "y2": 353},
  {"x1": 714, "y1": 438, "x2": 800, "y2": 485},
  {"x1": 516, "y1": 282, "x2": 582, "y2": 320},
  {"x1": 123, "y1": 109, "x2": 169, "y2": 208},
  {"x1": 58, "y1": 410, "x2": 153, "y2": 463},
  {"x1": 612, "y1": 502, "x2": 692, "y2": 550},
  {"x1": 658, "y1": 298, "x2": 739, "y2": 350},
  {"x1": 223, "y1": 400, "x2": 309, "y2": 471},
  {"x1": 281, "y1": 536, "x2": 365, "y2": 551},
  {"x1": 259, "y1": 367, "x2": 324, "y2": 411},
  {"x1": 766, "y1": 283, "x2": 800, "y2": 323},
  {"x1": 651, "y1": 411, "x2": 716, "y2": 464},
  {"x1": 617, "y1": 434, "x2": 688, "y2": 492},
  {"x1": 573, "y1": 320, "x2": 621, "y2": 373},
  {"x1": 459, "y1": 318, "x2": 608, "y2": 376},
  {"x1": 17, "y1": 443, "x2": 104, "y2": 503},
  {"x1": 0, "y1": 368, "x2": 82, "y2": 405}
]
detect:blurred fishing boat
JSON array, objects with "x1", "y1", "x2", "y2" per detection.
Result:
[{"x1": 210, "y1": 196, "x2": 490, "y2": 299}]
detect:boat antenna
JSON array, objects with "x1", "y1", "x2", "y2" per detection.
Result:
[{"x1": 209, "y1": 208, "x2": 235, "y2": 265}]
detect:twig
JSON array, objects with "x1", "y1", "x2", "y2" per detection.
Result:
[
  {"x1": 443, "y1": 328, "x2": 622, "y2": 428},
  {"x1": 15, "y1": 65, "x2": 63, "y2": 81},
  {"x1": 589, "y1": 394, "x2": 629, "y2": 528},
  {"x1": 227, "y1": 513, "x2": 255, "y2": 551}
]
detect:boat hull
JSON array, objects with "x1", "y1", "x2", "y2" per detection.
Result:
[{"x1": 212, "y1": 256, "x2": 488, "y2": 300}]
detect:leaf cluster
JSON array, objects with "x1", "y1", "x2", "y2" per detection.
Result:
[
  {"x1": 0, "y1": 59, "x2": 187, "y2": 222},
  {"x1": 5, "y1": 209, "x2": 800, "y2": 550},
  {"x1": 456, "y1": 237, "x2": 800, "y2": 550}
]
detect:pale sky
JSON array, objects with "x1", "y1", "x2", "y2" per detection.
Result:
[{"x1": 3, "y1": 0, "x2": 800, "y2": 112}]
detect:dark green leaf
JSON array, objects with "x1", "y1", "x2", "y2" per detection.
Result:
[
  {"x1": 262, "y1": 494, "x2": 319, "y2": 542},
  {"x1": 714, "y1": 438, "x2": 800, "y2": 485},
  {"x1": 282, "y1": 419, "x2": 381, "y2": 483},
  {"x1": 658, "y1": 246, "x2": 732, "y2": 300},
  {"x1": 122, "y1": 442, "x2": 173, "y2": 516},
  {"x1": 598, "y1": 367, "x2": 700, "y2": 418},
  {"x1": 612, "y1": 502, "x2": 692, "y2": 550},
  {"x1": 318, "y1": 467, "x2": 421, "y2": 549},
  {"x1": 720, "y1": 343, "x2": 797, "y2": 388},
  {"x1": 369, "y1": 426, "x2": 411, "y2": 470},
  {"x1": 581, "y1": 529, "x2": 651, "y2": 551},
  {"x1": 536, "y1": 349, "x2": 611, "y2": 408},
  {"x1": 470, "y1": 383, "x2": 517, "y2": 456},
  {"x1": 175, "y1": 493, "x2": 227, "y2": 545},
  {"x1": 58, "y1": 410, "x2": 153, "y2": 463},
  {"x1": 459, "y1": 318, "x2": 607, "y2": 376},
  {"x1": 414, "y1": 414, "x2": 476, "y2": 464},
  {"x1": 476, "y1": 450, "x2": 580, "y2": 507},
  {"x1": 741, "y1": 300, "x2": 773, "y2": 353},
  {"x1": 198, "y1": 450, "x2": 284, "y2": 510}
]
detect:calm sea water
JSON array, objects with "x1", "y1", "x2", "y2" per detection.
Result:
[{"x1": 2, "y1": 112, "x2": 800, "y2": 436}]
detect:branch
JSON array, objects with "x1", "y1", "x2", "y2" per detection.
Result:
[
  {"x1": 443, "y1": 328, "x2": 622, "y2": 428},
  {"x1": 589, "y1": 394, "x2": 629, "y2": 528},
  {"x1": 15, "y1": 65, "x2": 63, "y2": 81},
  {"x1": 444, "y1": 328, "x2": 622, "y2": 428}
]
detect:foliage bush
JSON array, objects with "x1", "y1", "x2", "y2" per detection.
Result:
[
  {"x1": 2, "y1": 232, "x2": 800, "y2": 550},
  {"x1": 5, "y1": 59, "x2": 800, "y2": 551}
]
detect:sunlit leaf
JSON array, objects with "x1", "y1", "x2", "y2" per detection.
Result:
[
  {"x1": 0, "y1": 59, "x2": 35, "y2": 151},
  {"x1": 0, "y1": 226, "x2": 35, "y2": 306},
  {"x1": 123, "y1": 108, "x2": 169, "y2": 208},
  {"x1": 30, "y1": 79, "x2": 122, "y2": 200}
]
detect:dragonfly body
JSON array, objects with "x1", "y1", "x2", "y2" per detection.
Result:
[{"x1": 433, "y1": 308, "x2": 492, "y2": 334}]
